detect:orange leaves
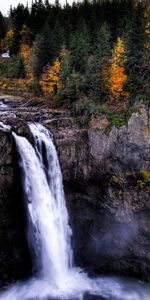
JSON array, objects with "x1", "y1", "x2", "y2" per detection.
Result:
[
  {"x1": 108, "y1": 37, "x2": 129, "y2": 99},
  {"x1": 20, "y1": 43, "x2": 34, "y2": 83},
  {"x1": 108, "y1": 65, "x2": 128, "y2": 98},
  {"x1": 19, "y1": 44, "x2": 34, "y2": 91},
  {"x1": 20, "y1": 44, "x2": 30, "y2": 63},
  {"x1": 111, "y1": 37, "x2": 126, "y2": 66},
  {"x1": 39, "y1": 58, "x2": 63, "y2": 94}
]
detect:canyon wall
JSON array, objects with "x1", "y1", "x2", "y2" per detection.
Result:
[{"x1": 0, "y1": 97, "x2": 149, "y2": 284}]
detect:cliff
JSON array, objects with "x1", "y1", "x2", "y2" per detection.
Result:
[{"x1": 0, "y1": 96, "x2": 149, "y2": 284}]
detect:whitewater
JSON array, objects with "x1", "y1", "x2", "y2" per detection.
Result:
[{"x1": 0, "y1": 123, "x2": 149, "y2": 300}]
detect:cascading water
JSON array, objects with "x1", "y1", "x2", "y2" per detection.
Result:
[
  {"x1": 0, "y1": 123, "x2": 150, "y2": 300},
  {"x1": 15, "y1": 122, "x2": 73, "y2": 287},
  {"x1": 28, "y1": 123, "x2": 73, "y2": 279}
]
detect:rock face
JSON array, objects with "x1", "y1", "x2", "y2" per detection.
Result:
[
  {"x1": 0, "y1": 124, "x2": 32, "y2": 285},
  {"x1": 54, "y1": 108, "x2": 150, "y2": 282},
  {"x1": 0, "y1": 96, "x2": 149, "y2": 283}
]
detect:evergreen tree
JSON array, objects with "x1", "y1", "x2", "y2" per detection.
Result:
[
  {"x1": 49, "y1": 19, "x2": 65, "y2": 61},
  {"x1": 140, "y1": 1, "x2": 150, "y2": 106},
  {"x1": 30, "y1": 30, "x2": 51, "y2": 79},
  {"x1": 0, "y1": 0, "x2": 149, "y2": 110},
  {"x1": 69, "y1": 20, "x2": 90, "y2": 73},
  {"x1": 91, "y1": 22, "x2": 112, "y2": 102},
  {"x1": 0, "y1": 12, "x2": 6, "y2": 49},
  {"x1": 125, "y1": 4, "x2": 146, "y2": 102}
]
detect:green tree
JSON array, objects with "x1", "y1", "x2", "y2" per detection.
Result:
[
  {"x1": 124, "y1": 5, "x2": 146, "y2": 102},
  {"x1": 5, "y1": 54, "x2": 25, "y2": 78},
  {"x1": 30, "y1": 31, "x2": 51, "y2": 79},
  {"x1": 91, "y1": 22, "x2": 112, "y2": 102},
  {"x1": 0, "y1": 12, "x2": 6, "y2": 50},
  {"x1": 69, "y1": 20, "x2": 90, "y2": 73}
]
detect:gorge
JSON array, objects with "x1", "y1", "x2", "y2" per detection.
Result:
[{"x1": 0, "y1": 97, "x2": 149, "y2": 299}]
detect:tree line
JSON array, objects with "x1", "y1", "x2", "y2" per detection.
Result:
[{"x1": 0, "y1": 0, "x2": 149, "y2": 113}]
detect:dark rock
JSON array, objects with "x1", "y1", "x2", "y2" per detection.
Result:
[
  {"x1": 83, "y1": 292, "x2": 109, "y2": 300},
  {"x1": 0, "y1": 98, "x2": 149, "y2": 284},
  {"x1": 0, "y1": 124, "x2": 32, "y2": 285}
]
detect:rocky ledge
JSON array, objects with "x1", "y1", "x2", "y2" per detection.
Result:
[{"x1": 0, "y1": 96, "x2": 149, "y2": 284}]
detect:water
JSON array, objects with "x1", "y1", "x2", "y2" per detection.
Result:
[
  {"x1": 0, "y1": 102, "x2": 8, "y2": 110},
  {"x1": 0, "y1": 123, "x2": 150, "y2": 300}
]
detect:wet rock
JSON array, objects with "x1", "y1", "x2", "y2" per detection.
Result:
[
  {"x1": 83, "y1": 292, "x2": 109, "y2": 300},
  {"x1": 0, "y1": 97, "x2": 149, "y2": 283}
]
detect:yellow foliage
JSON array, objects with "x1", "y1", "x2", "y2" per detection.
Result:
[
  {"x1": 18, "y1": 79, "x2": 28, "y2": 91},
  {"x1": 20, "y1": 44, "x2": 34, "y2": 86},
  {"x1": 39, "y1": 58, "x2": 63, "y2": 94},
  {"x1": 1, "y1": 29, "x2": 14, "y2": 51},
  {"x1": 108, "y1": 65, "x2": 128, "y2": 98},
  {"x1": 108, "y1": 37, "x2": 129, "y2": 99},
  {"x1": 0, "y1": 78, "x2": 15, "y2": 91},
  {"x1": 139, "y1": 170, "x2": 150, "y2": 184},
  {"x1": 111, "y1": 37, "x2": 126, "y2": 66},
  {"x1": 20, "y1": 24, "x2": 30, "y2": 38}
]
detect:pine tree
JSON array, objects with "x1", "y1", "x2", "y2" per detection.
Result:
[
  {"x1": 141, "y1": 2, "x2": 150, "y2": 105},
  {"x1": 0, "y1": 12, "x2": 6, "y2": 50},
  {"x1": 125, "y1": 4, "x2": 146, "y2": 102},
  {"x1": 90, "y1": 22, "x2": 112, "y2": 102},
  {"x1": 69, "y1": 20, "x2": 90, "y2": 73},
  {"x1": 30, "y1": 31, "x2": 50, "y2": 79}
]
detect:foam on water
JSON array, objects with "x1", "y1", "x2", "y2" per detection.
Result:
[{"x1": 0, "y1": 123, "x2": 149, "y2": 300}]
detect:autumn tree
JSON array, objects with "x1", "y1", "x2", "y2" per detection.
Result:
[
  {"x1": 20, "y1": 44, "x2": 33, "y2": 80},
  {"x1": 0, "y1": 0, "x2": 149, "y2": 110},
  {"x1": 18, "y1": 43, "x2": 34, "y2": 91},
  {"x1": 39, "y1": 58, "x2": 63, "y2": 95},
  {"x1": 1, "y1": 29, "x2": 14, "y2": 52},
  {"x1": 108, "y1": 37, "x2": 128, "y2": 106}
]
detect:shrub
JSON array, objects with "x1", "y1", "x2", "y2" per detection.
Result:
[
  {"x1": 139, "y1": 170, "x2": 150, "y2": 184},
  {"x1": 108, "y1": 112, "x2": 125, "y2": 127},
  {"x1": 5, "y1": 55, "x2": 25, "y2": 78}
]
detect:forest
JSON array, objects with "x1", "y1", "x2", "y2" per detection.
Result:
[
  {"x1": 0, "y1": 0, "x2": 149, "y2": 115},
  {"x1": 0, "y1": 2, "x2": 150, "y2": 298}
]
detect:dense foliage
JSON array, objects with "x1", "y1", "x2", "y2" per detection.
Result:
[{"x1": 0, "y1": 0, "x2": 149, "y2": 112}]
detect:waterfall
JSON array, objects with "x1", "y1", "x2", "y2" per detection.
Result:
[
  {"x1": 13, "y1": 123, "x2": 73, "y2": 288},
  {"x1": 0, "y1": 123, "x2": 150, "y2": 300},
  {"x1": 29, "y1": 123, "x2": 73, "y2": 283}
]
